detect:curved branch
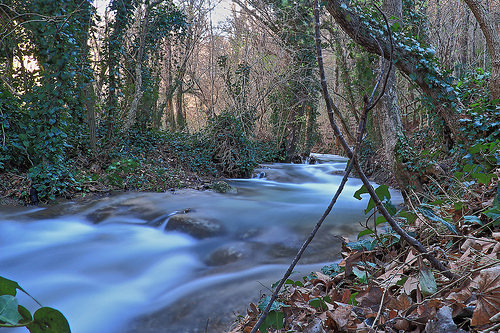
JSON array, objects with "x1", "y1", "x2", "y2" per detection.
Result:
[{"x1": 325, "y1": 0, "x2": 462, "y2": 143}]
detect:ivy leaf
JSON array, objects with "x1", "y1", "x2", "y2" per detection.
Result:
[
  {"x1": 260, "y1": 310, "x2": 284, "y2": 332},
  {"x1": 27, "y1": 307, "x2": 71, "y2": 333},
  {"x1": 375, "y1": 185, "x2": 391, "y2": 201},
  {"x1": 418, "y1": 207, "x2": 458, "y2": 234},
  {"x1": 463, "y1": 215, "x2": 482, "y2": 225},
  {"x1": 375, "y1": 215, "x2": 387, "y2": 225},
  {"x1": 0, "y1": 295, "x2": 22, "y2": 325},
  {"x1": 257, "y1": 296, "x2": 288, "y2": 312},
  {"x1": 353, "y1": 185, "x2": 368, "y2": 200},
  {"x1": 419, "y1": 266, "x2": 437, "y2": 297},
  {"x1": 0, "y1": 277, "x2": 19, "y2": 296},
  {"x1": 347, "y1": 239, "x2": 378, "y2": 251},
  {"x1": 357, "y1": 228, "x2": 374, "y2": 239},
  {"x1": 353, "y1": 267, "x2": 369, "y2": 283},
  {"x1": 364, "y1": 198, "x2": 375, "y2": 213}
]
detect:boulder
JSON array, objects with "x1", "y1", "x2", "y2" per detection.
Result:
[
  {"x1": 165, "y1": 214, "x2": 225, "y2": 239},
  {"x1": 205, "y1": 246, "x2": 243, "y2": 266}
]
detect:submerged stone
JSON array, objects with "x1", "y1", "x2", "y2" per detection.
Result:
[
  {"x1": 165, "y1": 214, "x2": 225, "y2": 238},
  {"x1": 205, "y1": 245, "x2": 243, "y2": 266}
]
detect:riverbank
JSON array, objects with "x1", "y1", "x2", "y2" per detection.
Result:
[{"x1": 231, "y1": 166, "x2": 500, "y2": 332}]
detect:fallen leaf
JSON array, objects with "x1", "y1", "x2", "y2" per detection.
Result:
[
  {"x1": 419, "y1": 266, "x2": 437, "y2": 297},
  {"x1": 471, "y1": 266, "x2": 500, "y2": 326},
  {"x1": 403, "y1": 276, "x2": 419, "y2": 296},
  {"x1": 329, "y1": 305, "x2": 353, "y2": 330},
  {"x1": 356, "y1": 286, "x2": 385, "y2": 310}
]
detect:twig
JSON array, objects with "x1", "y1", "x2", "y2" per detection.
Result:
[
  {"x1": 249, "y1": 162, "x2": 354, "y2": 333},
  {"x1": 371, "y1": 284, "x2": 389, "y2": 329},
  {"x1": 315, "y1": 2, "x2": 457, "y2": 281},
  {"x1": 251, "y1": 2, "x2": 456, "y2": 332}
]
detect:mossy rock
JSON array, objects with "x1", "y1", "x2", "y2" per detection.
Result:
[{"x1": 209, "y1": 181, "x2": 236, "y2": 193}]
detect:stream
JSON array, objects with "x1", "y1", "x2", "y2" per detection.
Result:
[{"x1": 0, "y1": 154, "x2": 402, "y2": 333}]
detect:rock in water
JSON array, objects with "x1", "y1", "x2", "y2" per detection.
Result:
[{"x1": 165, "y1": 214, "x2": 225, "y2": 239}]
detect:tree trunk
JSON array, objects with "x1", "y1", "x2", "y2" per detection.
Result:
[
  {"x1": 176, "y1": 83, "x2": 186, "y2": 130},
  {"x1": 463, "y1": 0, "x2": 500, "y2": 100},
  {"x1": 124, "y1": 4, "x2": 147, "y2": 132},
  {"x1": 325, "y1": 0, "x2": 463, "y2": 143}
]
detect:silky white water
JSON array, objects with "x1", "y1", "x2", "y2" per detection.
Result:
[{"x1": 0, "y1": 154, "x2": 402, "y2": 332}]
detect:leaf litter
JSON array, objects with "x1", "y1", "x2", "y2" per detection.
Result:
[{"x1": 230, "y1": 169, "x2": 500, "y2": 332}]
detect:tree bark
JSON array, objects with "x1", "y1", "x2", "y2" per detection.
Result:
[
  {"x1": 324, "y1": 0, "x2": 463, "y2": 143},
  {"x1": 373, "y1": 0, "x2": 404, "y2": 179},
  {"x1": 463, "y1": 0, "x2": 500, "y2": 100},
  {"x1": 124, "y1": 3, "x2": 147, "y2": 132}
]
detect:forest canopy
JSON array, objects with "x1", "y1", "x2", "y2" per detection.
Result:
[{"x1": 0, "y1": 0, "x2": 498, "y2": 204}]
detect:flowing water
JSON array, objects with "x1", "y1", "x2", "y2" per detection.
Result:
[{"x1": 0, "y1": 154, "x2": 402, "y2": 333}]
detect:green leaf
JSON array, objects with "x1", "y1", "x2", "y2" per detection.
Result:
[
  {"x1": 352, "y1": 267, "x2": 369, "y2": 283},
  {"x1": 0, "y1": 295, "x2": 22, "y2": 325},
  {"x1": 384, "y1": 201, "x2": 397, "y2": 216},
  {"x1": 398, "y1": 211, "x2": 417, "y2": 224},
  {"x1": 18, "y1": 305, "x2": 33, "y2": 325},
  {"x1": 347, "y1": 239, "x2": 378, "y2": 251},
  {"x1": 354, "y1": 185, "x2": 368, "y2": 200},
  {"x1": 27, "y1": 307, "x2": 71, "y2": 333},
  {"x1": 375, "y1": 215, "x2": 387, "y2": 225},
  {"x1": 0, "y1": 277, "x2": 19, "y2": 296},
  {"x1": 357, "y1": 228, "x2": 374, "y2": 239},
  {"x1": 419, "y1": 266, "x2": 437, "y2": 297},
  {"x1": 260, "y1": 310, "x2": 284, "y2": 332},
  {"x1": 375, "y1": 185, "x2": 391, "y2": 201},
  {"x1": 484, "y1": 207, "x2": 500, "y2": 225},
  {"x1": 463, "y1": 215, "x2": 482, "y2": 225},
  {"x1": 364, "y1": 198, "x2": 375, "y2": 214},
  {"x1": 348, "y1": 292, "x2": 358, "y2": 306},
  {"x1": 309, "y1": 298, "x2": 327, "y2": 310}
]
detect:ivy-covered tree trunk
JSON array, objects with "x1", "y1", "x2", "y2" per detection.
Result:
[
  {"x1": 325, "y1": 0, "x2": 463, "y2": 144},
  {"x1": 124, "y1": 3, "x2": 148, "y2": 132},
  {"x1": 463, "y1": 0, "x2": 500, "y2": 100},
  {"x1": 105, "y1": 0, "x2": 135, "y2": 139}
]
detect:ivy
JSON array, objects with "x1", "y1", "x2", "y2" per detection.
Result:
[{"x1": 0, "y1": 276, "x2": 70, "y2": 332}]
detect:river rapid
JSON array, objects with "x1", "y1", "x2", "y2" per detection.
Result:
[{"x1": 0, "y1": 154, "x2": 402, "y2": 333}]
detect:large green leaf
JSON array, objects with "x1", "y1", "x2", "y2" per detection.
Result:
[
  {"x1": 0, "y1": 276, "x2": 19, "y2": 296},
  {"x1": 0, "y1": 295, "x2": 22, "y2": 325},
  {"x1": 353, "y1": 184, "x2": 368, "y2": 200},
  {"x1": 28, "y1": 307, "x2": 71, "y2": 333},
  {"x1": 259, "y1": 310, "x2": 284, "y2": 332},
  {"x1": 419, "y1": 266, "x2": 437, "y2": 297},
  {"x1": 375, "y1": 184, "x2": 391, "y2": 201}
]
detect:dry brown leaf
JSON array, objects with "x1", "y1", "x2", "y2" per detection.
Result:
[
  {"x1": 329, "y1": 305, "x2": 353, "y2": 330},
  {"x1": 341, "y1": 289, "x2": 351, "y2": 304},
  {"x1": 389, "y1": 293, "x2": 412, "y2": 311},
  {"x1": 403, "y1": 276, "x2": 419, "y2": 296},
  {"x1": 377, "y1": 265, "x2": 404, "y2": 286},
  {"x1": 460, "y1": 238, "x2": 496, "y2": 253},
  {"x1": 471, "y1": 265, "x2": 500, "y2": 327},
  {"x1": 356, "y1": 286, "x2": 385, "y2": 310}
]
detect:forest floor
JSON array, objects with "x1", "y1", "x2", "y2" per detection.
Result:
[
  {"x1": 0, "y1": 166, "x2": 218, "y2": 207},
  {"x1": 231, "y1": 167, "x2": 500, "y2": 333},
  {"x1": 2, "y1": 150, "x2": 499, "y2": 333}
]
